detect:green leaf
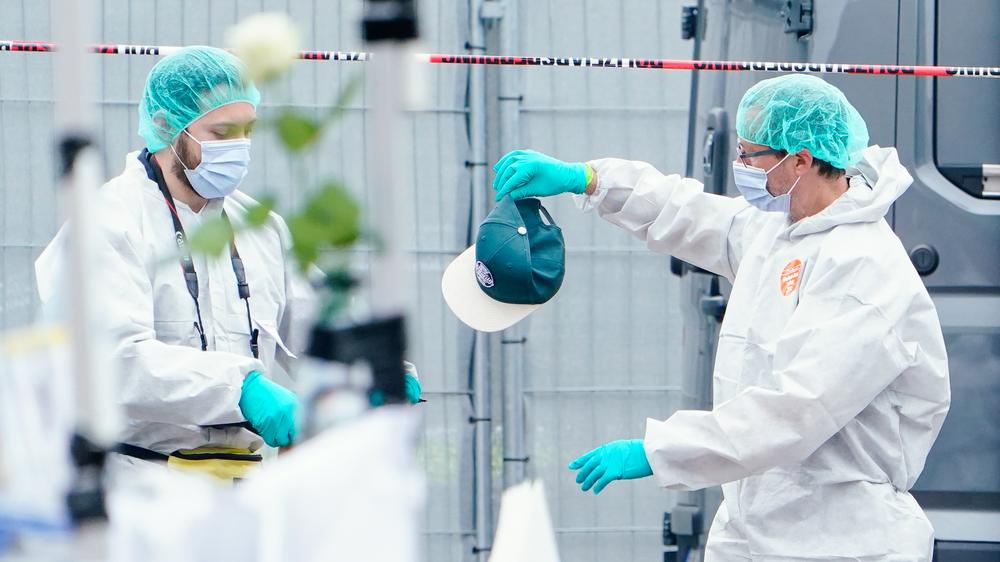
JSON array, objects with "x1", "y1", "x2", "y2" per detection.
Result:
[
  {"x1": 304, "y1": 182, "x2": 361, "y2": 247},
  {"x1": 186, "y1": 216, "x2": 234, "y2": 257},
  {"x1": 245, "y1": 196, "x2": 276, "y2": 227},
  {"x1": 286, "y1": 181, "x2": 361, "y2": 270},
  {"x1": 288, "y1": 214, "x2": 323, "y2": 267},
  {"x1": 276, "y1": 110, "x2": 321, "y2": 151}
]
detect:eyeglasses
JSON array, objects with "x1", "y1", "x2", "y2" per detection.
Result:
[{"x1": 736, "y1": 147, "x2": 783, "y2": 167}]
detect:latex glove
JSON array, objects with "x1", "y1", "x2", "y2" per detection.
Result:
[
  {"x1": 370, "y1": 362, "x2": 423, "y2": 407},
  {"x1": 492, "y1": 149, "x2": 590, "y2": 201},
  {"x1": 403, "y1": 360, "x2": 422, "y2": 405},
  {"x1": 404, "y1": 373, "x2": 422, "y2": 405},
  {"x1": 238, "y1": 371, "x2": 299, "y2": 447},
  {"x1": 568, "y1": 439, "x2": 653, "y2": 494}
]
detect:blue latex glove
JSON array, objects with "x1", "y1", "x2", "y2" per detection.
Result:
[
  {"x1": 568, "y1": 439, "x2": 653, "y2": 494},
  {"x1": 238, "y1": 371, "x2": 299, "y2": 447},
  {"x1": 404, "y1": 373, "x2": 422, "y2": 405},
  {"x1": 492, "y1": 149, "x2": 589, "y2": 201}
]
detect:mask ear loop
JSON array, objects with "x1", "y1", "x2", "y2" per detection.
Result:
[
  {"x1": 786, "y1": 174, "x2": 803, "y2": 196},
  {"x1": 765, "y1": 152, "x2": 803, "y2": 198},
  {"x1": 782, "y1": 154, "x2": 804, "y2": 208},
  {"x1": 764, "y1": 152, "x2": 793, "y2": 175},
  {"x1": 168, "y1": 143, "x2": 191, "y2": 171},
  {"x1": 169, "y1": 129, "x2": 200, "y2": 171},
  {"x1": 182, "y1": 128, "x2": 203, "y2": 146}
]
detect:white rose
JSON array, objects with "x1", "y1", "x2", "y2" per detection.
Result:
[{"x1": 226, "y1": 12, "x2": 302, "y2": 83}]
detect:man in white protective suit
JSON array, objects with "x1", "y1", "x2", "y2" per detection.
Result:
[
  {"x1": 493, "y1": 74, "x2": 950, "y2": 560},
  {"x1": 35, "y1": 46, "x2": 317, "y2": 481},
  {"x1": 37, "y1": 46, "x2": 424, "y2": 481}
]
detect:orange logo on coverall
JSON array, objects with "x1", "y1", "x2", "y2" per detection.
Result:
[{"x1": 780, "y1": 259, "x2": 803, "y2": 296}]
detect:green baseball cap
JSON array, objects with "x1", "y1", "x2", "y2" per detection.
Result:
[{"x1": 442, "y1": 197, "x2": 565, "y2": 332}]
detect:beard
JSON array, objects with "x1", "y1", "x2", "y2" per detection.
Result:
[{"x1": 169, "y1": 133, "x2": 198, "y2": 191}]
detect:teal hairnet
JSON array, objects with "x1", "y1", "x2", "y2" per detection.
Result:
[
  {"x1": 138, "y1": 46, "x2": 261, "y2": 153},
  {"x1": 736, "y1": 74, "x2": 869, "y2": 170}
]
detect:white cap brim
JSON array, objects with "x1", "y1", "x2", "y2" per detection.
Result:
[{"x1": 441, "y1": 245, "x2": 541, "y2": 333}]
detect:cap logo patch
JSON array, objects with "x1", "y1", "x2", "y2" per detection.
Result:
[{"x1": 475, "y1": 261, "x2": 495, "y2": 288}]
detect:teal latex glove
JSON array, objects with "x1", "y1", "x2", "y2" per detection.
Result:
[
  {"x1": 568, "y1": 439, "x2": 653, "y2": 494},
  {"x1": 404, "y1": 373, "x2": 422, "y2": 405},
  {"x1": 238, "y1": 371, "x2": 299, "y2": 447},
  {"x1": 369, "y1": 364, "x2": 423, "y2": 407},
  {"x1": 492, "y1": 149, "x2": 589, "y2": 201}
]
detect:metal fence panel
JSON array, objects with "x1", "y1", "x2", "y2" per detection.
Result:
[{"x1": 511, "y1": 2, "x2": 699, "y2": 560}]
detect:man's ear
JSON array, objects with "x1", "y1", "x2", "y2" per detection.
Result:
[
  {"x1": 152, "y1": 110, "x2": 171, "y2": 134},
  {"x1": 795, "y1": 147, "x2": 814, "y2": 173}
]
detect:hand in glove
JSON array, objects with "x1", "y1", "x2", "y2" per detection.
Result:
[{"x1": 568, "y1": 439, "x2": 653, "y2": 494}]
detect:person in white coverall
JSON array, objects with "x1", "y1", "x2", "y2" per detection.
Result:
[
  {"x1": 493, "y1": 74, "x2": 950, "y2": 560},
  {"x1": 37, "y1": 47, "x2": 423, "y2": 480},
  {"x1": 35, "y1": 46, "x2": 316, "y2": 479}
]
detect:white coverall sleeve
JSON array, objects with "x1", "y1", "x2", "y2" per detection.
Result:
[
  {"x1": 39, "y1": 216, "x2": 265, "y2": 427},
  {"x1": 576, "y1": 158, "x2": 761, "y2": 280},
  {"x1": 643, "y1": 254, "x2": 917, "y2": 491}
]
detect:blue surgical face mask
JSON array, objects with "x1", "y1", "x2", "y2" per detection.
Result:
[
  {"x1": 170, "y1": 129, "x2": 251, "y2": 199},
  {"x1": 732, "y1": 153, "x2": 802, "y2": 213}
]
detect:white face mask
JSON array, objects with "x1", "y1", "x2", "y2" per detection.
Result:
[
  {"x1": 170, "y1": 129, "x2": 251, "y2": 199},
  {"x1": 732, "y1": 153, "x2": 802, "y2": 213}
]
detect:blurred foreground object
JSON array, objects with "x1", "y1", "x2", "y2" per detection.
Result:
[
  {"x1": 489, "y1": 480, "x2": 560, "y2": 562},
  {"x1": 108, "y1": 407, "x2": 424, "y2": 562}
]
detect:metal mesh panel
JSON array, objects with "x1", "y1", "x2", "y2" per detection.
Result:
[{"x1": 511, "y1": 3, "x2": 699, "y2": 559}]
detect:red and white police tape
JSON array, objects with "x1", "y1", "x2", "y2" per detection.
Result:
[{"x1": 2, "y1": 40, "x2": 998, "y2": 78}]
